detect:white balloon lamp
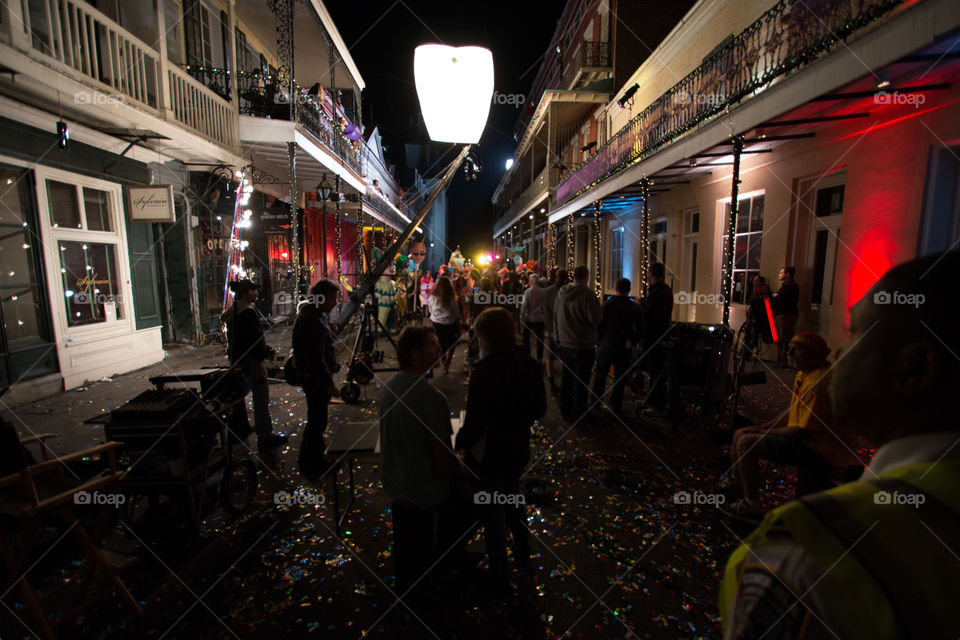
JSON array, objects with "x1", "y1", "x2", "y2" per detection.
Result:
[{"x1": 414, "y1": 44, "x2": 494, "y2": 144}]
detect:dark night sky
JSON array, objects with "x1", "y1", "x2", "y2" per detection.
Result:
[{"x1": 324, "y1": 1, "x2": 565, "y2": 260}]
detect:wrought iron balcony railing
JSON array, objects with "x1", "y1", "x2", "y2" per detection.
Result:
[{"x1": 556, "y1": 0, "x2": 911, "y2": 204}]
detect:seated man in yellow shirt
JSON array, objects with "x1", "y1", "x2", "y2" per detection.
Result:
[{"x1": 719, "y1": 332, "x2": 855, "y2": 522}]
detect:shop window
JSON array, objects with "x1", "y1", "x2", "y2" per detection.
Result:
[
  {"x1": 58, "y1": 241, "x2": 125, "y2": 327},
  {"x1": 42, "y1": 175, "x2": 127, "y2": 330}
]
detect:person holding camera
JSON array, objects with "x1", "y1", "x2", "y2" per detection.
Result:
[
  {"x1": 222, "y1": 279, "x2": 287, "y2": 452},
  {"x1": 293, "y1": 279, "x2": 341, "y2": 480}
]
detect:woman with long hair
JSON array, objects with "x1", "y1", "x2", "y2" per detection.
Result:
[
  {"x1": 455, "y1": 308, "x2": 546, "y2": 591},
  {"x1": 428, "y1": 276, "x2": 460, "y2": 374}
]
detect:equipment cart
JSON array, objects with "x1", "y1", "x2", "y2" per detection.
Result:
[{"x1": 86, "y1": 368, "x2": 259, "y2": 530}]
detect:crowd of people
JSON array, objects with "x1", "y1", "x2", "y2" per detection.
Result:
[{"x1": 222, "y1": 249, "x2": 960, "y2": 638}]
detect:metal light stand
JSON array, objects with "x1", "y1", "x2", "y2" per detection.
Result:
[{"x1": 333, "y1": 145, "x2": 472, "y2": 403}]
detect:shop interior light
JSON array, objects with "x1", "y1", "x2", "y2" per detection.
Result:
[{"x1": 414, "y1": 44, "x2": 494, "y2": 143}]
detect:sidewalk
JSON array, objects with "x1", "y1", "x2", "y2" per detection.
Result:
[{"x1": 2, "y1": 326, "x2": 799, "y2": 640}]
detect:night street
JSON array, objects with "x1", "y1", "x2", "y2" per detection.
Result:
[
  {"x1": 4, "y1": 323, "x2": 798, "y2": 639},
  {"x1": 1, "y1": 0, "x2": 959, "y2": 638}
]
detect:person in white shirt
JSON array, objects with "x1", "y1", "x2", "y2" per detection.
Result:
[{"x1": 427, "y1": 276, "x2": 461, "y2": 375}]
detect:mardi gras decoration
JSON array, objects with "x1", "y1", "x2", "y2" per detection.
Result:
[
  {"x1": 409, "y1": 241, "x2": 427, "y2": 265},
  {"x1": 448, "y1": 246, "x2": 465, "y2": 272},
  {"x1": 505, "y1": 244, "x2": 524, "y2": 266}
]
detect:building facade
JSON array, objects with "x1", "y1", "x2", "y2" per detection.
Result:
[
  {"x1": 0, "y1": 0, "x2": 409, "y2": 399},
  {"x1": 495, "y1": 0, "x2": 960, "y2": 352}
]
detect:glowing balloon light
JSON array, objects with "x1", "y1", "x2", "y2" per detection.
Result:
[{"x1": 414, "y1": 44, "x2": 494, "y2": 143}]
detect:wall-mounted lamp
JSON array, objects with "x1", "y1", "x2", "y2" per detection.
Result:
[
  {"x1": 617, "y1": 83, "x2": 639, "y2": 109},
  {"x1": 580, "y1": 141, "x2": 597, "y2": 153}
]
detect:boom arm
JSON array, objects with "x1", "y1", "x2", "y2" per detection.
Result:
[{"x1": 331, "y1": 144, "x2": 471, "y2": 330}]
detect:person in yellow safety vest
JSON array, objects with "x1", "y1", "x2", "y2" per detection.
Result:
[{"x1": 720, "y1": 250, "x2": 960, "y2": 640}]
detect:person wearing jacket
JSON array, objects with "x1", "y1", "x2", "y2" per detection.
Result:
[
  {"x1": 592, "y1": 278, "x2": 641, "y2": 414},
  {"x1": 720, "y1": 252, "x2": 960, "y2": 640},
  {"x1": 542, "y1": 269, "x2": 570, "y2": 396},
  {"x1": 455, "y1": 307, "x2": 546, "y2": 590},
  {"x1": 554, "y1": 266, "x2": 601, "y2": 422},
  {"x1": 292, "y1": 279, "x2": 341, "y2": 479},
  {"x1": 520, "y1": 273, "x2": 546, "y2": 361},
  {"x1": 222, "y1": 279, "x2": 287, "y2": 451}
]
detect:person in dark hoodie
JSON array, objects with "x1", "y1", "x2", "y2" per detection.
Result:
[
  {"x1": 292, "y1": 279, "x2": 342, "y2": 480},
  {"x1": 640, "y1": 263, "x2": 674, "y2": 414},
  {"x1": 456, "y1": 307, "x2": 546, "y2": 590},
  {"x1": 554, "y1": 266, "x2": 601, "y2": 422},
  {"x1": 222, "y1": 279, "x2": 287, "y2": 451}
]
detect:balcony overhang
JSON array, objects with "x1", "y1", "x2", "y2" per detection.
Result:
[
  {"x1": 0, "y1": 43, "x2": 244, "y2": 166},
  {"x1": 240, "y1": 116, "x2": 366, "y2": 193},
  {"x1": 549, "y1": 0, "x2": 960, "y2": 223},
  {"x1": 494, "y1": 89, "x2": 611, "y2": 203},
  {"x1": 517, "y1": 89, "x2": 611, "y2": 159}
]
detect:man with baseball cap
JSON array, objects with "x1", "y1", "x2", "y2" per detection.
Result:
[
  {"x1": 719, "y1": 331, "x2": 853, "y2": 522},
  {"x1": 222, "y1": 278, "x2": 287, "y2": 452}
]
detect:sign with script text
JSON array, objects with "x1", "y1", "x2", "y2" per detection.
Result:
[{"x1": 128, "y1": 186, "x2": 175, "y2": 222}]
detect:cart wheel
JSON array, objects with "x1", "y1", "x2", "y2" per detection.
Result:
[
  {"x1": 340, "y1": 382, "x2": 361, "y2": 404},
  {"x1": 220, "y1": 459, "x2": 258, "y2": 515}
]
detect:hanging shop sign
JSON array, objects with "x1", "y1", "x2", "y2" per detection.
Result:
[{"x1": 127, "y1": 185, "x2": 175, "y2": 222}]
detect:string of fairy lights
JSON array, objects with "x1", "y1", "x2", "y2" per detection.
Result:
[
  {"x1": 223, "y1": 170, "x2": 253, "y2": 311},
  {"x1": 334, "y1": 175, "x2": 342, "y2": 295},
  {"x1": 553, "y1": 0, "x2": 906, "y2": 205},
  {"x1": 639, "y1": 178, "x2": 651, "y2": 299},
  {"x1": 592, "y1": 202, "x2": 602, "y2": 298},
  {"x1": 566, "y1": 213, "x2": 573, "y2": 272},
  {"x1": 184, "y1": 65, "x2": 363, "y2": 160}
]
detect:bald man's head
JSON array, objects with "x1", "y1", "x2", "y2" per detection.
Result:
[{"x1": 830, "y1": 251, "x2": 960, "y2": 445}]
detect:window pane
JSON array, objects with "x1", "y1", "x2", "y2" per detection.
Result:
[
  {"x1": 2, "y1": 288, "x2": 45, "y2": 349},
  {"x1": 815, "y1": 185, "x2": 844, "y2": 217},
  {"x1": 83, "y1": 188, "x2": 112, "y2": 231},
  {"x1": 0, "y1": 225, "x2": 38, "y2": 286},
  {"x1": 734, "y1": 236, "x2": 747, "y2": 268},
  {"x1": 735, "y1": 202, "x2": 749, "y2": 233},
  {"x1": 164, "y1": 0, "x2": 184, "y2": 65},
  {"x1": 0, "y1": 168, "x2": 28, "y2": 226},
  {"x1": 47, "y1": 180, "x2": 81, "y2": 228},
  {"x1": 747, "y1": 233, "x2": 762, "y2": 269},
  {"x1": 58, "y1": 241, "x2": 125, "y2": 327},
  {"x1": 750, "y1": 196, "x2": 764, "y2": 231}
]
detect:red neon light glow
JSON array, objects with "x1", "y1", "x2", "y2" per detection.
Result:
[
  {"x1": 764, "y1": 296, "x2": 779, "y2": 343},
  {"x1": 280, "y1": 251, "x2": 289, "y2": 259},
  {"x1": 830, "y1": 100, "x2": 955, "y2": 143}
]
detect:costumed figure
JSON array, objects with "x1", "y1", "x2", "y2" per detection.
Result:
[
  {"x1": 448, "y1": 246, "x2": 466, "y2": 275},
  {"x1": 374, "y1": 266, "x2": 398, "y2": 334}
]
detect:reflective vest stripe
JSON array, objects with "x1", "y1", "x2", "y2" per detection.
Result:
[{"x1": 800, "y1": 489, "x2": 929, "y2": 637}]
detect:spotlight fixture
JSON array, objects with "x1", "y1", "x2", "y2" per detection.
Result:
[
  {"x1": 617, "y1": 83, "x2": 639, "y2": 109},
  {"x1": 552, "y1": 161, "x2": 569, "y2": 171},
  {"x1": 689, "y1": 158, "x2": 698, "y2": 167},
  {"x1": 580, "y1": 141, "x2": 597, "y2": 153},
  {"x1": 56, "y1": 120, "x2": 69, "y2": 150}
]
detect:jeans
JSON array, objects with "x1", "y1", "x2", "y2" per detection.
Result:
[
  {"x1": 777, "y1": 313, "x2": 798, "y2": 362},
  {"x1": 560, "y1": 347, "x2": 596, "y2": 419},
  {"x1": 298, "y1": 380, "x2": 329, "y2": 473},
  {"x1": 229, "y1": 361, "x2": 272, "y2": 443},
  {"x1": 391, "y1": 493, "x2": 472, "y2": 592},
  {"x1": 479, "y1": 475, "x2": 530, "y2": 582},
  {"x1": 522, "y1": 321, "x2": 545, "y2": 360},
  {"x1": 592, "y1": 341, "x2": 631, "y2": 412},
  {"x1": 643, "y1": 344, "x2": 667, "y2": 410}
]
